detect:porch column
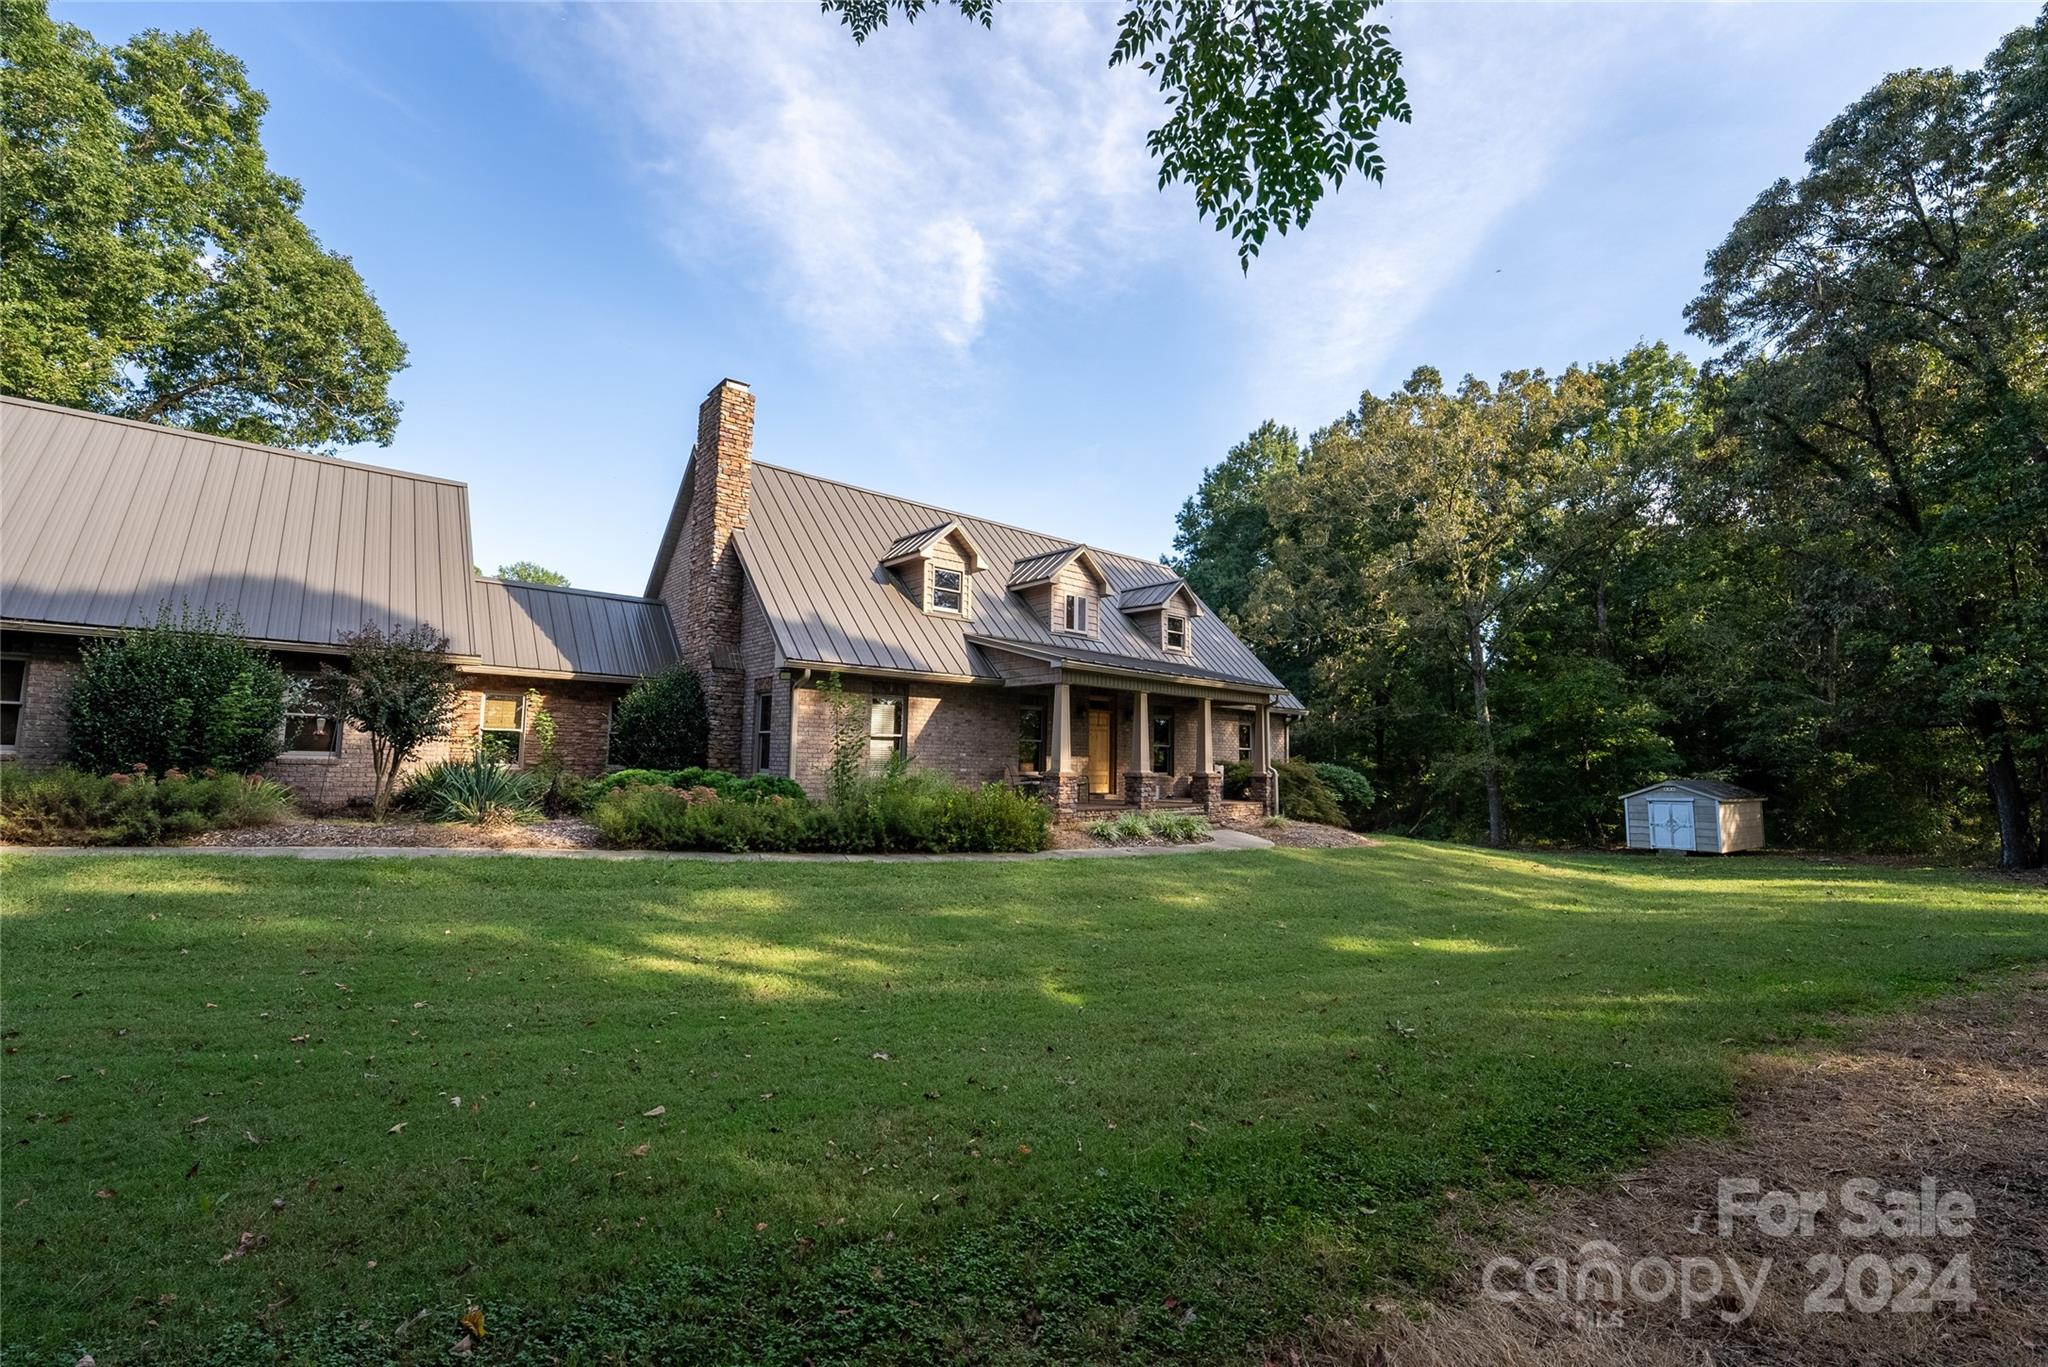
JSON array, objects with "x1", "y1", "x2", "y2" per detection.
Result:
[
  {"x1": 1050, "y1": 681, "x2": 1072, "y2": 774},
  {"x1": 1253, "y1": 701, "x2": 1275, "y2": 814},
  {"x1": 1131, "y1": 689, "x2": 1149, "y2": 773},
  {"x1": 1197, "y1": 697, "x2": 1213, "y2": 773}
]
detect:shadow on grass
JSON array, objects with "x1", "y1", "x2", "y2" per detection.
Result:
[{"x1": 1, "y1": 844, "x2": 2043, "y2": 1362}]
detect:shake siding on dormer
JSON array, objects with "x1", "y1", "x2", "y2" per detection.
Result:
[{"x1": 1051, "y1": 560, "x2": 1099, "y2": 637}]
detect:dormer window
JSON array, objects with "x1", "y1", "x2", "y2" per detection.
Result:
[
  {"x1": 1165, "y1": 614, "x2": 1187, "y2": 651},
  {"x1": 932, "y1": 566, "x2": 964, "y2": 613},
  {"x1": 1064, "y1": 594, "x2": 1087, "y2": 633},
  {"x1": 880, "y1": 518, "x2": 984, "y2": 618}
]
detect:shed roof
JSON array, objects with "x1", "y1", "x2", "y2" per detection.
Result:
[
  {"x1": 1620, "y1": 778, "x2": 1764, "y2": 802},
  {"x1": 730, "y1": 462, "x2": 1302, "y2": 707},
  {"x1": 2, "y1": 395, "x2": 480, "y2": 656},
  {"x1": 468, "y1": 579, "x2": 678, "y2": 681}
]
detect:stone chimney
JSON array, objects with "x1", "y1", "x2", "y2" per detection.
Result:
[{"x1": 659, "y1": 378, "x2": 754, "y2": 770}]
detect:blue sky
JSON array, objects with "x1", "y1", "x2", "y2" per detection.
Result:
[{"x1": 63, "y1": 1, "x2": 2033, "y2": 596}]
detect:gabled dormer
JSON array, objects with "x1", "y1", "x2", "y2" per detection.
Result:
[
  {"x1": 881, "y1": 520, "x2": 984, "y2": 617},
  {"x1": 1009, "y1": 545, "x2": 1110, "y2": 638},
  {"x1": 1118, "y1": 577, "x2": 1202, "y2": 655}
]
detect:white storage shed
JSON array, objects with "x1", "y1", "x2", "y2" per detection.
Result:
[{"x1": 1621, "y1": 779, "x2": 1765, "y2": 854}]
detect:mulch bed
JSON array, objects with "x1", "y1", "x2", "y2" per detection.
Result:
[
  {"x1": 1229, "y1": 820, "x2": 1378, "y2": 849},
  {"x1": 184, "y1": 816, "x2": 601, "y2": 850},
  {"x1": 1290, "y1": 968, "x2": 2048, "y2": 1366}
]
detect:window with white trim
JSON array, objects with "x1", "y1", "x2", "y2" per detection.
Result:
[
  {"x1": 1164, "y1": 614, "x2": 1188, "y2": 651},
  {"x1": 865, "y1": 692, "x2": 905, "y2": 770},
  {"x1": 280, "y1": 674, "x2": 340, "y2": 755},
  {"x1": 1062, "y1": 593, "x2": 1087, "y2": 633},
  {"x1": 480, "y1": 694, "x2": 524, "y2": 763},
  {"x1": 930, "y1": 566, "x2": 964, "y2": 613},
  {"x1": 0, "y1": 656, "x2": 27, "y2": 750}
]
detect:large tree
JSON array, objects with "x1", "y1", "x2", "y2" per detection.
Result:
[
  {"x1": 1, "y1": 0, "x2": 406, "y2": 449},
  {"x1": 1685, "y1": 9, "x2": 2048, "y2": 868},
  {"x1": 822, "y1": 0, "x2": 1408, "y2": 267}
]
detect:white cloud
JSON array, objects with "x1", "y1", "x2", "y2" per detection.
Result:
[
  {"x1": 531, "y1": 2, "x2": 1174, "y2": 354},
  {"x1": 1226, "y1": 3, "x2": 1667, "y2": 416}
]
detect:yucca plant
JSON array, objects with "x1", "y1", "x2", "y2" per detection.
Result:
[{"x1": 400, "y1": 752, "x2": 539, "y2": 824}]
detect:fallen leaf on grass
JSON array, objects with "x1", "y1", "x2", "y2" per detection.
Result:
[
  {"x1": 188, "y1": 1116, "x2": 208, "y2": 1127},
  {"x1": 219, "y1": 1231, "x2": 266, "y2": 1262},
  {"x1": 458, "y1": 1305, "x2": 486, "y2": 1338},
  {"x1": 630, "y1": 1143, "x2": 650, "y2": 1158},
  {"x1": 94, "y1": 1189, "x2": 114, "y2": 1199},
  {"x1": 387, "y1": 1123, "x2": 406, "y2": 1135},
  {"x1": 642, "y1": 1105, "x2": 665, "y2": 1117},
  {"x1": 289, "y1": 1035, "x2": 308, "y2": 1045},
  {"x1": 449, "y1": 1335, "x2": 473, "y2": 1357}
]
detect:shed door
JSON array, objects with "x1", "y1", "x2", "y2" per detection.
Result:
[{"x1": 1647, "y1": 798, "x2": 1695, "y2": 850}]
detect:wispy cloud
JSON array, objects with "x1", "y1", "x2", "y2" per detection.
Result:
[{"x1": 524, "y1": 2, "x2": 1173, "y2": 354}]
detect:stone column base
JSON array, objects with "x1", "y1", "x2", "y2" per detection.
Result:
[
  {"x1": 1123, "y1": 772, "x2": 1162, "y2": 810},
  {"x1": 1042, "y1": 773, "x2": 1087, "y2": 823},
  {"x1": 1187, "y1": 770, "x2": 1224, "y2": 820},
  {"x1": 1245, "y1": 771, "x2": 1277, "y2": 816}
]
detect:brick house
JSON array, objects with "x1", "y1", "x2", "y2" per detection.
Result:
[
  {"x1": 646, "y1": 380, "x2": 1301, "y2": 819},
  {"x1": 2, "y1": 383, "x2": 1300, "y2": 817}
]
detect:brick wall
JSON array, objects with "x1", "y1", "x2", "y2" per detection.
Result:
[
  {"x1": 0, "y1": 633, "x2": 82, "y2": 768},
  {"x1": 270, "y1": 674, "x2": 625, "y2": 811},
  {"x1": 656, "y1": 379, "x2": 755, "y2": 772},
  {"x1": 787, "y1": 676, "x2": 1041, "y2": 798},
  {"x1": 739, "y1": 581, "x2": 789, "y2": 777}
]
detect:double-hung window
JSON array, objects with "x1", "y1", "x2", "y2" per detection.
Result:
[
  {"x1": 1237, "y1": 720, "x2": 1254, "y2": 763},
  {"x1": 931, "y1": 567, "x2": 964, "y2": 613},
  {"x1": 1150, "y1": 708, "x2": 1174, "y2": 774},
  {"x1": 1063, "y1": 594, "x2": 1087, "y2": 633},
  {"x1": 1164, "y1": 614, "x2": 1187, "y2": 651},
  {"x1": 281, "y1": 674, "x2": 341, "y2": 755},
  {"x1": 0, "y1": 657, "x2": 27, "y2": 751},
  {"x1": 481, "y1": 694, "x2": 524, "y2": 763},
  {"x1": 866, "y1": 692, "x2": 905, "y2": 770},
  {"x1": 755, "y1": 689, "x2": 774, "y2": 772},
  {"x1": 1017, "y1": 703, "x2": 1046, "y2": 773}
]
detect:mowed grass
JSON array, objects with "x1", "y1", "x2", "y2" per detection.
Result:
[{"x1": 1, "y1": 842, "x2": 2043, "y2": 1364}]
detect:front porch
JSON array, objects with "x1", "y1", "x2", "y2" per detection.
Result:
[{"x1": 1014, "y1": 674, "x2": 1283, "y2": 824}]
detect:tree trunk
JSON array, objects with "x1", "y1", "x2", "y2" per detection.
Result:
[
  {"x1": 1467, "y1": 615, "x2": 1507, "y2": 847},
  {"x1": 1970, "y1": 700, "x2": 2038, "y2": 870}
]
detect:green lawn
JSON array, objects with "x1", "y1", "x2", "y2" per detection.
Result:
[{"x1": 2, "y1": 842, "x2": 2043, "y2": 1363}]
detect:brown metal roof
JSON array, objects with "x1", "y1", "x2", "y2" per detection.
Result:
[
  {"x1": 731, "y1": 461, "x2": 1295, "y2": 699},
  {"x1": 2, "y1": 395, "x2": 481, "y2": 655},
  {"x1": 1007, "y1": 545, "x2": 1104, "y2": 590},
  {"x1": 468, "y1": 579, "x2": 679, "y2": 681},
  {"x1": 1117, "y1": 576, "x2": 1200, "y2": 614}
]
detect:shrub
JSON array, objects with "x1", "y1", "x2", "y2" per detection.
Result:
[
  {"x1": 1275, "y1": 758, "x2": 1345, "y2": 826},
  {"x1": 609, "y1": 667, "x2": 709, "y2": 771},
  {"x1": 592, "y1": 769, "x2": 1051, "y2": 854},
  {"x1": 67, "y1": 603, "x2": 286, "y2": 775},
  {"x1": 1311, "y1": 762, "x2": 1376, "y2": 829},
  {"x1": 1083, "y1": 810, "x2": 1211, "y2": 845},
  {"x1": 583, "y1": 767, "x2": 805, "y2": 805},
  {"x1": 591, "y1": 786, "x2": 803, "y2": 854},
  {"x1": 1222, "y1": 761, "x2": 1255, "y2": 800},
  {"x1": 0, "y1": 766, "x2": 292, "y2": 846},
  {"x1": 399, "y1": 753, "x2": 538, "y2": 824}
]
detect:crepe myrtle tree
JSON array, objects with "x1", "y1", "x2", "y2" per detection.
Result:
[
  {"x1": 822, "y1": 0, "x2": 1409, "y2": 268},
  {"x1": 316, "y1": 624, "x2": 460, "y2": 817}
]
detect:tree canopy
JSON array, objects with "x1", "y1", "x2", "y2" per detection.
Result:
[
  {"x1": 821, "y1": 0, "x2": 1408, "y2": 267},
  {"x1": 496, "y1": 562, "x2": 572, "y2": 587},
  {"x1": 0, "y1": 0, "x2": 406, "y2": 449},
  {"x1": 1173, "y1": 11, "x2": 2046, "y2": 866}
]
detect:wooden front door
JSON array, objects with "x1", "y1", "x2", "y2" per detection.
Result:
[{"x1": 1086, "y1": 706, "x2": 1113, "y2": 795}]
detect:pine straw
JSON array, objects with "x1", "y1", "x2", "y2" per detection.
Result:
[{"x1": 1283, "y1": 969, "x2": 2048, "y2": 1367}]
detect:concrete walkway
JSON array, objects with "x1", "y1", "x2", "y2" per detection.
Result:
[{"x1": 0, "y1": 828, "x2": 1274, "y2": 864}]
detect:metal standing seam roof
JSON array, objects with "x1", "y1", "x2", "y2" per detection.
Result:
[
  {"x1": 1116, "y1": 577, "x2": 1200, "y2": 614},
  {"x1": 467, "y1": 579, "x2": 679, "y2": 681},
  {"x1": 1007, "y1": 545, "x2": 1098, "y2": 589},
  {"x1": 730, "y1": 461, "x2": 1300, "y2": 704},
  {"x1": 2, "y1": 395, "x2": 480, "y2": 656},
  {"x1": 1, "y1": 396, "x2": 670, "y2": 683}
]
